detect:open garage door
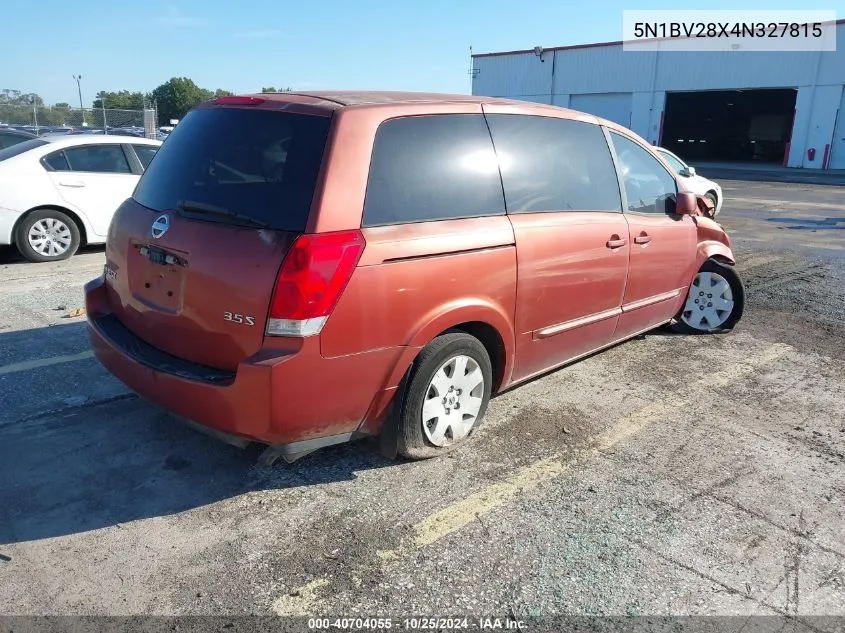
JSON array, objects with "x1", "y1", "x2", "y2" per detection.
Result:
[
  {"x1": 662, "y1": 89, "x2": 797, "y2": 164},
  {"x1": 570, "y1": 93, "x2": 632, "y2": 128}
]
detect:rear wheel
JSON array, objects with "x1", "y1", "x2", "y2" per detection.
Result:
[
  {"x1": 397, "y1": 332, "x2": 492, "y2": 460},
  {"x1": 670, "y1": 259, "x2": 745, "y2": 334},
  {"x1": 15, "y1": 209, "x2": 80, "y2": 263}
]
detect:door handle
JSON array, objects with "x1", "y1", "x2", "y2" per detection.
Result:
[
  {"x1": 59, "y1": 181, "x2": 86, "y2": 188},
  {"x1": 634, "y1": 234, "x2": 652, "y2": 244},
  {"x1": 606, "y1": 237, "x2": 627, "y2": 249}
]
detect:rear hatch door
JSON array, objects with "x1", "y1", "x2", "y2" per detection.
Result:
[{"x1": 103, "y1": 101, "x2": 333, "y2": 371}]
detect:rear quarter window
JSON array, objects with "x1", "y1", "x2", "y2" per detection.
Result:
[
  {"x1": 133, "y1": 144, "x2": 158, "y2": 169},
  {"x1": 132, "y1": 107, "x2": 331, "y2": 232},
  {"x1": 42, "y1": 151, "x2": 70, "y2": 171},
  {"x1": 362, "y1": 114, "x2": 506, "y2": 227}
]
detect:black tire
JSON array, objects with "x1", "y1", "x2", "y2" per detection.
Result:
[
  {"x1": 669, "y1": 258, "x2": 745, "y2": 335},
  {"x1": 15, "y1": 209, "x2": 81, "y2": 263},
  {"x1": 397, "y1": 331, "x2": 493, "y2": 460},
  {"x1": 704, "y1": 192, "x2": 718, "y2": 218}
]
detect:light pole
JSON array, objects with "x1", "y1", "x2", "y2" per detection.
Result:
[
  {"x1": 32, "y1": 96, "x2": 39, "y2": 134},
  {"x1": 99, "y1": 91, "x2": 108, "y2": 134},
  {"x1": 73, "y1": 75, "x2": 85, "y2": 126}
]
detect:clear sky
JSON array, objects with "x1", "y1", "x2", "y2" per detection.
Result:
[{"x1": 2, "y1": 0, "x2": 841, "y2": 106}]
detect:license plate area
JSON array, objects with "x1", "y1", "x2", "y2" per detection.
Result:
[
  {"x1": 139, "y1": 245, "x2": 185, "y2": 267},
  {"x1": 130, "y1": 243, "x2": 188, "y2": 313},
  {"x1": 143, "y1": 246, "x2": 167, "y2": 266}
]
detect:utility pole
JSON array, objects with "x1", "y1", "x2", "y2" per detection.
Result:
[{"x1": 73, "y1": 74, "x2": 85, "y2": 126}]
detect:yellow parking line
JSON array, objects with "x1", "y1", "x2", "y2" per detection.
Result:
[
  {"x1": 594, "y1": 342, "x2": 790, "y2": 451},
  {"x1": 273, "y1": 342, "x2": 792, "y2": 612},
  {"x1": 0, "y1": 350, "x2": 95, "y2": 376},
  {"x1": 379, "y1": 456, "x2": 567, "y2": 562},
  {"x1": 272, "y1": 578, "x2": 330, "y2": 616}
]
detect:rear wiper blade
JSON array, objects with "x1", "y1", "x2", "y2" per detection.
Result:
[{"x1": 176, "y1": 200, "x2": 268, "y2": 228}]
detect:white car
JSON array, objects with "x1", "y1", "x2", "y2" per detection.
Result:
[
  {"x1": 0, "y1": 135, "x2": 161, "y2": 262},
  {"x1": 655, "y1": 146, "x2": 723, "y2": 218}
]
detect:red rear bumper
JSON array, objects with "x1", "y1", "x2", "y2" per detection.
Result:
[{"x1": 85, "y1": 275, "x2": 403, "y2": 446}]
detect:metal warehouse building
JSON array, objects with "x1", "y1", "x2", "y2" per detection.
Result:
[{"x1": 470, "y1": 20, "x2": 845, "y2": 170}]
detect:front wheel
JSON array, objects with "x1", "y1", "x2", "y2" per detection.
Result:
[
  {"x1": 704, "y1": 192, "x2": 718, "y2": 218},
  {"x1": 397, "y1": 332, "x2": 493, "y2": 460},
  {"x1": 669, "y1": 259, "x2": 745, "y2": 334}
]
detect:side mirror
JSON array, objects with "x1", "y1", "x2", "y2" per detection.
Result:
[
  {"x1": 679, "y1": 166, "x2": 696, "y2": 177},
  {"x1": 675, "y1": 192, "x2": 699, "y2": 216}
]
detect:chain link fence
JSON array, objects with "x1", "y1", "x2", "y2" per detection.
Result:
[{"x1": 0, "y1": 104, "x2": 159, "y2": 139}]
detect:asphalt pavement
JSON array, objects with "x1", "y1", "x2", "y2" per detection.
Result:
[{"x1": 0, "y1": 181, "x2": 843, "y2": 630}]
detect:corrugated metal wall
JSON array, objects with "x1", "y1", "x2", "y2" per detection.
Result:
[
  {"x1": 471, "y1": 22, "x2": 845, "y2": 169},
  {"x1": 552, "y1": 48, "x2": 658, "y2": 94},
  {"x1": 653, "y1": 51, "x2": 818, "y2": 91},
  {"x1": 472, "y1": 51, "x2": 553, "y2": 103},
  {"x1": 817, "y1": 26, "x2": 845, "y2": 86},
  {"x1": 570, "y1": 93, "x2": 633, "y2": 127}
]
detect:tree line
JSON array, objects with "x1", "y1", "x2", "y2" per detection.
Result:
[{"x1": 1, "y1": 79, "x2": 293, "y2": 127}]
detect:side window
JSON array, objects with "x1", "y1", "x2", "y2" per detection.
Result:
[
  {"x1": 611, "y1": 132, "x2": 678, "y2": 214},
  {"x1": 43, "y1": 151, "x2": 70, "y2": 171},
  {"x1": 485, "y1": 114, "x2": 622, "y2": 213},
  {"x1": 362, "y1": 114, "x2": 505, "y2": 227},
  {"x1": 132, "y1": 144, "x2": 158, "y2": 169},
  {"x1": 63, "y1": 145, "x2": 132, "y2": 174}
]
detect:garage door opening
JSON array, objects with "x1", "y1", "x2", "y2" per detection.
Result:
[{"x1": 661, "y1": 89, "x2": 797, "y2": 164}]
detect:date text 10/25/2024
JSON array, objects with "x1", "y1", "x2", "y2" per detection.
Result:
[{"x1": 307, "y1": 617, "x2": 529, "y2": 630}]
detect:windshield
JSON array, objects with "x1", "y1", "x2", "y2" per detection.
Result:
[
  {"x1": 132, "y1": 107, "x2": 331, "y2": 232},
  {"x1": 0, "y1": 138, "x2": 48, "y2": 162}
]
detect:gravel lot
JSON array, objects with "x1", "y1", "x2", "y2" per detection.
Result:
[{"x1": 0, "y1": 181, "x2": 843, "y2": 630}]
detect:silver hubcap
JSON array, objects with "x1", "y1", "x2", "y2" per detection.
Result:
[
  {"x1": 681, "y1": 271, "x2": 734, "y2": 331},
  {"x1": 422, "y1": 354, "x2": 485, "y2": 447},
  {"x1": 28, "y1": 218, "x2": 73, "y2": 257}
]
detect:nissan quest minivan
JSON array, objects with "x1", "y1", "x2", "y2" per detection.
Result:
[{"x1": 85, "y1": 91, "x2": 744, "y2": 464}]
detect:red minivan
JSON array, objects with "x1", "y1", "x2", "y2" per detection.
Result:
[{"x1": 85, "y1": 92, "x2": 744, "y2": 464}]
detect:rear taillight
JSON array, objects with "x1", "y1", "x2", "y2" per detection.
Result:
[{"x1": 266, "y1": 230, "x2": 366, "y2": 337}]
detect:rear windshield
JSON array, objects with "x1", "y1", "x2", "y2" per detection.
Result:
[
  {"x1": 132, "y1": 107, "x2": 331, "y2": 231},
  {"x1": 0, "y1": 138, "x2": 48, "y2": 162}
]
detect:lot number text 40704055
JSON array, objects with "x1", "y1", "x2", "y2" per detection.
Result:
[{"x1": 307, "y1": 617, "x2": 528, "y2": 629}]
